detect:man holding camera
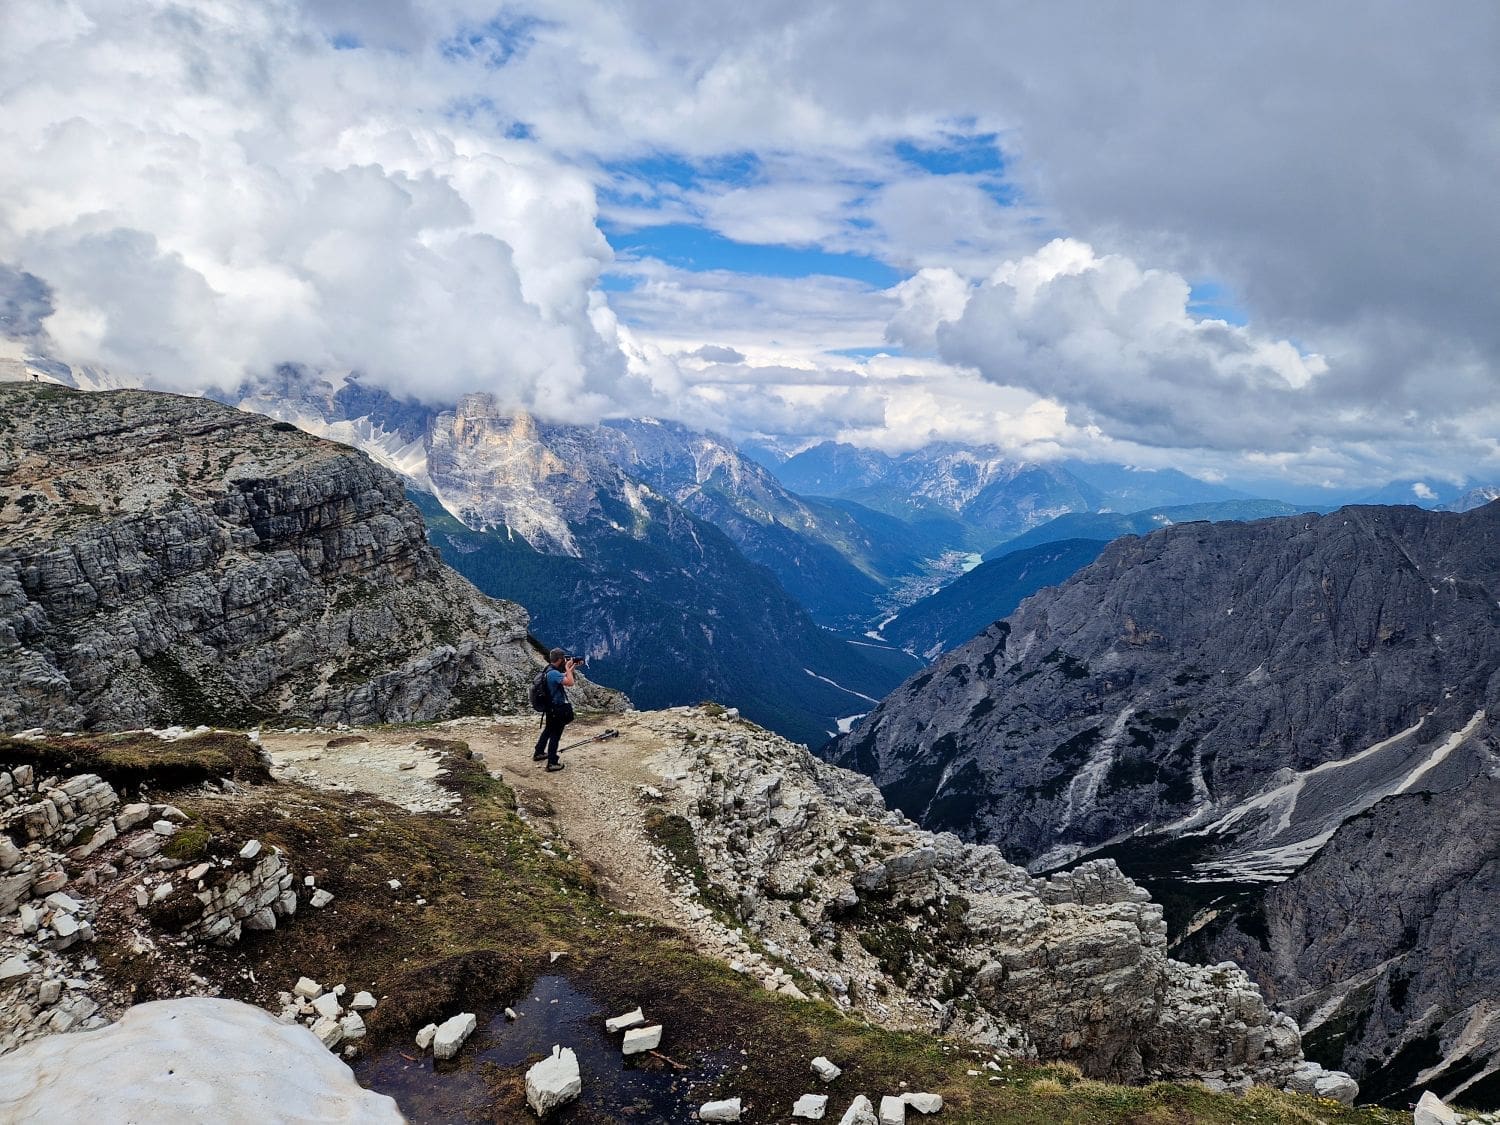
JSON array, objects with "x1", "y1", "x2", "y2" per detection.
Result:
[{"x1": 533, "y1": 647, "x2": 581, "y2": 771}]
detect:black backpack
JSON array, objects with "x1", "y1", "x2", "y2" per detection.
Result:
[{"x1": 529, "y1": 670, "x2": 552, "y2": 713}]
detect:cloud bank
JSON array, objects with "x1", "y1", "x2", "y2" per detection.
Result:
[{"x1": 0, "y1": 0, "x2": 1495, "y2": 490}]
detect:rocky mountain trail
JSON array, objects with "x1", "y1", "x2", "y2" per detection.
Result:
[{"x1": 0, "y1": 712, "x2": 1415, "y2": 1123}]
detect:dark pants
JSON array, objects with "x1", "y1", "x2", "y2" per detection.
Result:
[{"x1": 534, "y1": 707, "x2": 571, "y2": 765}]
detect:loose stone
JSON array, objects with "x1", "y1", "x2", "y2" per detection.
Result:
[
  {"x1": 525, "y1": 1045, "x2": 582, "y2": 1116},
  {"x1": 622, "y1": 1024, "x2": 663, "y2": 1055}
]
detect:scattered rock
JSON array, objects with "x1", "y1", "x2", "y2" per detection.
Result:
[
  {"x1": 604, "y1": 1007, "x2": 646, "y2": 1033},
  {"x1": 415, "y1": 1023, "x2": 437, "y2": 1050},
  {"x1": 311, "y1": 993, "x2": 342, "y2": 1021},
  {"x1": 293, "y1": 977, "x2": 322, "y2": 999},
  {"x1": 793, "y1": 1093, "x2": 830, "y2": 1119},
  {"x1": 504, "y1": 1007, "x2": 518, "y2": 1021},
  {"x1": 700, "y1": 1097, "x2": 742, "y2": 1122},
  {"x1": 151, "y1": 820, "x2": 176, "y2": 837},
  {"x1": 838, "y1": 1095, "x2": 878, "y2": 1125},
  {"x1": 239, "y1": 840, "x2": 262, "y2": 860},
  {"x1": 812, "y1": 1056, "x2": 842, "y2": 1082},
  {"x1": 115, "y1": 804, "x2": 150, "y2": 831},
  {"x1": 339, "y1": 1011, "x2": 366, "y2": 1041},
  {"x1": 549, "y1": 951, "x2": 565, "y2": 963},
  {"x1": 0, "y1": 955, "x2": 33, "y2": 983},
  {"x1": 1415, "y1": 1091, "x2": 1458, "y2": 1125},
  {"x1": 310, "y1": 1016, "x2": 343, "y2": 1048},
  {"x1": 124, "y1": 836, "x2": 161, "y2": 860},
  {"x1": 622, "y1": 1024, "x2": 663, "y2": 1055},
  {"x1": 350, "y1": 991, "x2": 377, "y2": 1012},
  {"x1": 902, "y1": 1092, "x2": 943, "y2": 1114},
  {"x1": 879, "y1": 1095, "x2": 906, "y2": 1125},
  {"x1": 309, "y1": 889, "x2": 334, "y2": 909},
  {"x1": 525, "y1": 1044, "x2": 582, "y2": 1116},
  {"x1": 432, "y1": 1012, "x2": 477, "y2": 1060}
]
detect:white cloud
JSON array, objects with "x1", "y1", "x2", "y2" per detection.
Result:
[
  {"x1": 0, "y1": 0, "x2": 634, "y2": 417},
  {"x1": 1412, "y1": 482, "x2": 1438, "y2": 501},
  {"x1": 1, "y1": 0, "x2": 1496, "y2": 492}
]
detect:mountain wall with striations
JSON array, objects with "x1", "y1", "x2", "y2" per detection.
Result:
[
  {"x1": 828, "y1": 502, "x2": 1500, "y2": 1104},
  {"x1": 0, "y1": 384, "x2": 564, "y2": 730}
]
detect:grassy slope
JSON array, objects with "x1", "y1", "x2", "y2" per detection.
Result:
[{"x1": 45, "y1": 727, "x2": 1404, "y2": 1125}]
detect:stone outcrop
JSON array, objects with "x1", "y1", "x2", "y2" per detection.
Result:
[
  {"x1": 0, "y1": 734, "x2": 318, "y2": 1054},
  {"x1": 0, "y1": 997, "x2": 403, "y2": 1123},
  {"x1": 0, "y1": 383, "x2": 554, "y2": 731},
  {"x1": 638, "y1": 710, "x2": 1354, "y2": 1095}
]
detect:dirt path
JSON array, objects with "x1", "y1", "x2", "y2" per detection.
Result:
[
  {"x1": 476, "y1": 713, "x2": 695, "y2": 930},
  {"x1": 259, "y1": 712, "x2": 728, "y2": 950}
]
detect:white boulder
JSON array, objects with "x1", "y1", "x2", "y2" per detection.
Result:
[
  {"x1": 622, "y1": 1024, "x2": 663, "y2": 1055},
  {"x1": 309, "y1": 889, "x2": 335, "y2": 908},
  {"x1": 310, "y1": 992, "x2": 342, "y2": 1020},
  {"x1": 811, "y1": 1056, "x2": 842, "y2": 1082},
  {"x1": 879, "y1": 1095, "x2": 906, "y2": 1125},
  {"x1": 239, "y1": 840, "x2": 262, "y2": 860},
  {"x1": 415, "y1": 1023, "x2": 437, "y2": 1050},
  {"x1": 0, "y1": 956, "x2": 33, "y2": 983},
  {"x1": 0, "y1": 998, "x2": 402, "y2": 1122},
  {"x1": 839, "y1": 1095, "x2": 878, "y2": 1125},
  {"x1": 310, "y1": 1017, "x2": 343, "y2": 1048},
  {"x1": 902, "y1": 1092, "x2": 943, "y2": 1114},
  {"x1": 525, "y1": 1045, "x2": 582, "y2": 1116},
  {"x1": 700, "y1": 1097, "x2": 742, "y2": 1122},
  {"x1": 1415, "y1": 1091, "x2": 1458, "y2": 1125},
  {"x1": 292, "y1": 977, "x2": 321, "y2": 999},
  {"x1": 350, "y1": 991, "x2": 377, "y2": 1012},
  {"x1": 432, "y1": 1012, "x2": 477, "y2": 1060},
  {"x1": 793, "y1": 1093, "x2": 830, "y2": 1119},
  {"x1": 604, "y1": 1007, "x2": 646, "y2": 1032}
]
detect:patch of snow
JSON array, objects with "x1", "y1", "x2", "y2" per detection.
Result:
[
  {"x1": 836, "y1": 713, "x2": 868, "y2": 734},
  {"x1": 802, "y1": 669, "x2": 880, "y2": 705}
]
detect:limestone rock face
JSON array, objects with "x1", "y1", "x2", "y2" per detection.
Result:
[
  {"x1": 831, "y1": 502, "x2": 1500, "y2": 877},
  {"x1": 1197, "y1": 774, "x2": 1500, "y2": 1107},
  {"x1": 644, "y1": 711, "x2": 1348, "y2": 1089},
  {"x1": 0, "y1": 997, "x2": 403, "y2": 1123},
  {"x1": 0, "y1": 384, "x2": 552, "y2": 730}
]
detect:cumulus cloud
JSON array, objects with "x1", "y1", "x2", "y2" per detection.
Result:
[
  {"x1": 1412, "y1": 482, "x2": 1438, "y2": 501},
  {"x1": 0, "y1": 0, "x2": 634, "y2": 418}
]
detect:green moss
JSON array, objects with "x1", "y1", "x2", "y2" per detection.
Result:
[{"x1": 162, "y1": 824, "x2": 211, "y2": 862}]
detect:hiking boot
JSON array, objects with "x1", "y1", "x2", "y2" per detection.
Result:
[
  {"x1": 545, "y1": 761, "x2": 565, "y2": 772},
  {"x1": 532, "y1": 752, "x2": 547, "y2": 761}
]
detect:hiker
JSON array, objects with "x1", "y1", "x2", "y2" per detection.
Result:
[{"x1": 533, "y1": 648, "x2": 581, "y2": 771}]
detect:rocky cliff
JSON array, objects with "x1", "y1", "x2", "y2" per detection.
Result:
[
  {"x1": 1190, "y1": 776, "x2": 1500, "y2": 1107},
  {"x1": 0, "y1": 384, "x2": 548, "y2": 730},
  {"x1": 829, "y1": 502, "x2": 1500, "y2": 1102}
]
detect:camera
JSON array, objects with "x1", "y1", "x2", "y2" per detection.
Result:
[{"x1": 567, "y1": 655, "x2": 588, "y2": 668}]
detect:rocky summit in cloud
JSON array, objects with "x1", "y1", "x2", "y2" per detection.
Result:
[{"x1": 0, "y1": 0, "x2": 1495, "y2": 494}]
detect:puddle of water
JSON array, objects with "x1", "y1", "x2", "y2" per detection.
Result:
[{"x1": 357, "y1": 975, "x2": 728, "y2": 1123}]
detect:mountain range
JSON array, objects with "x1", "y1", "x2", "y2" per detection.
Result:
[{"x1": 827, "y1": 501, "x2": 1500, "y2": 1105}]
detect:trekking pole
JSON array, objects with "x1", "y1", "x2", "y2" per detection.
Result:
[{"x1": 555, "y1": 728, "x2": 621, "y2": 754}]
